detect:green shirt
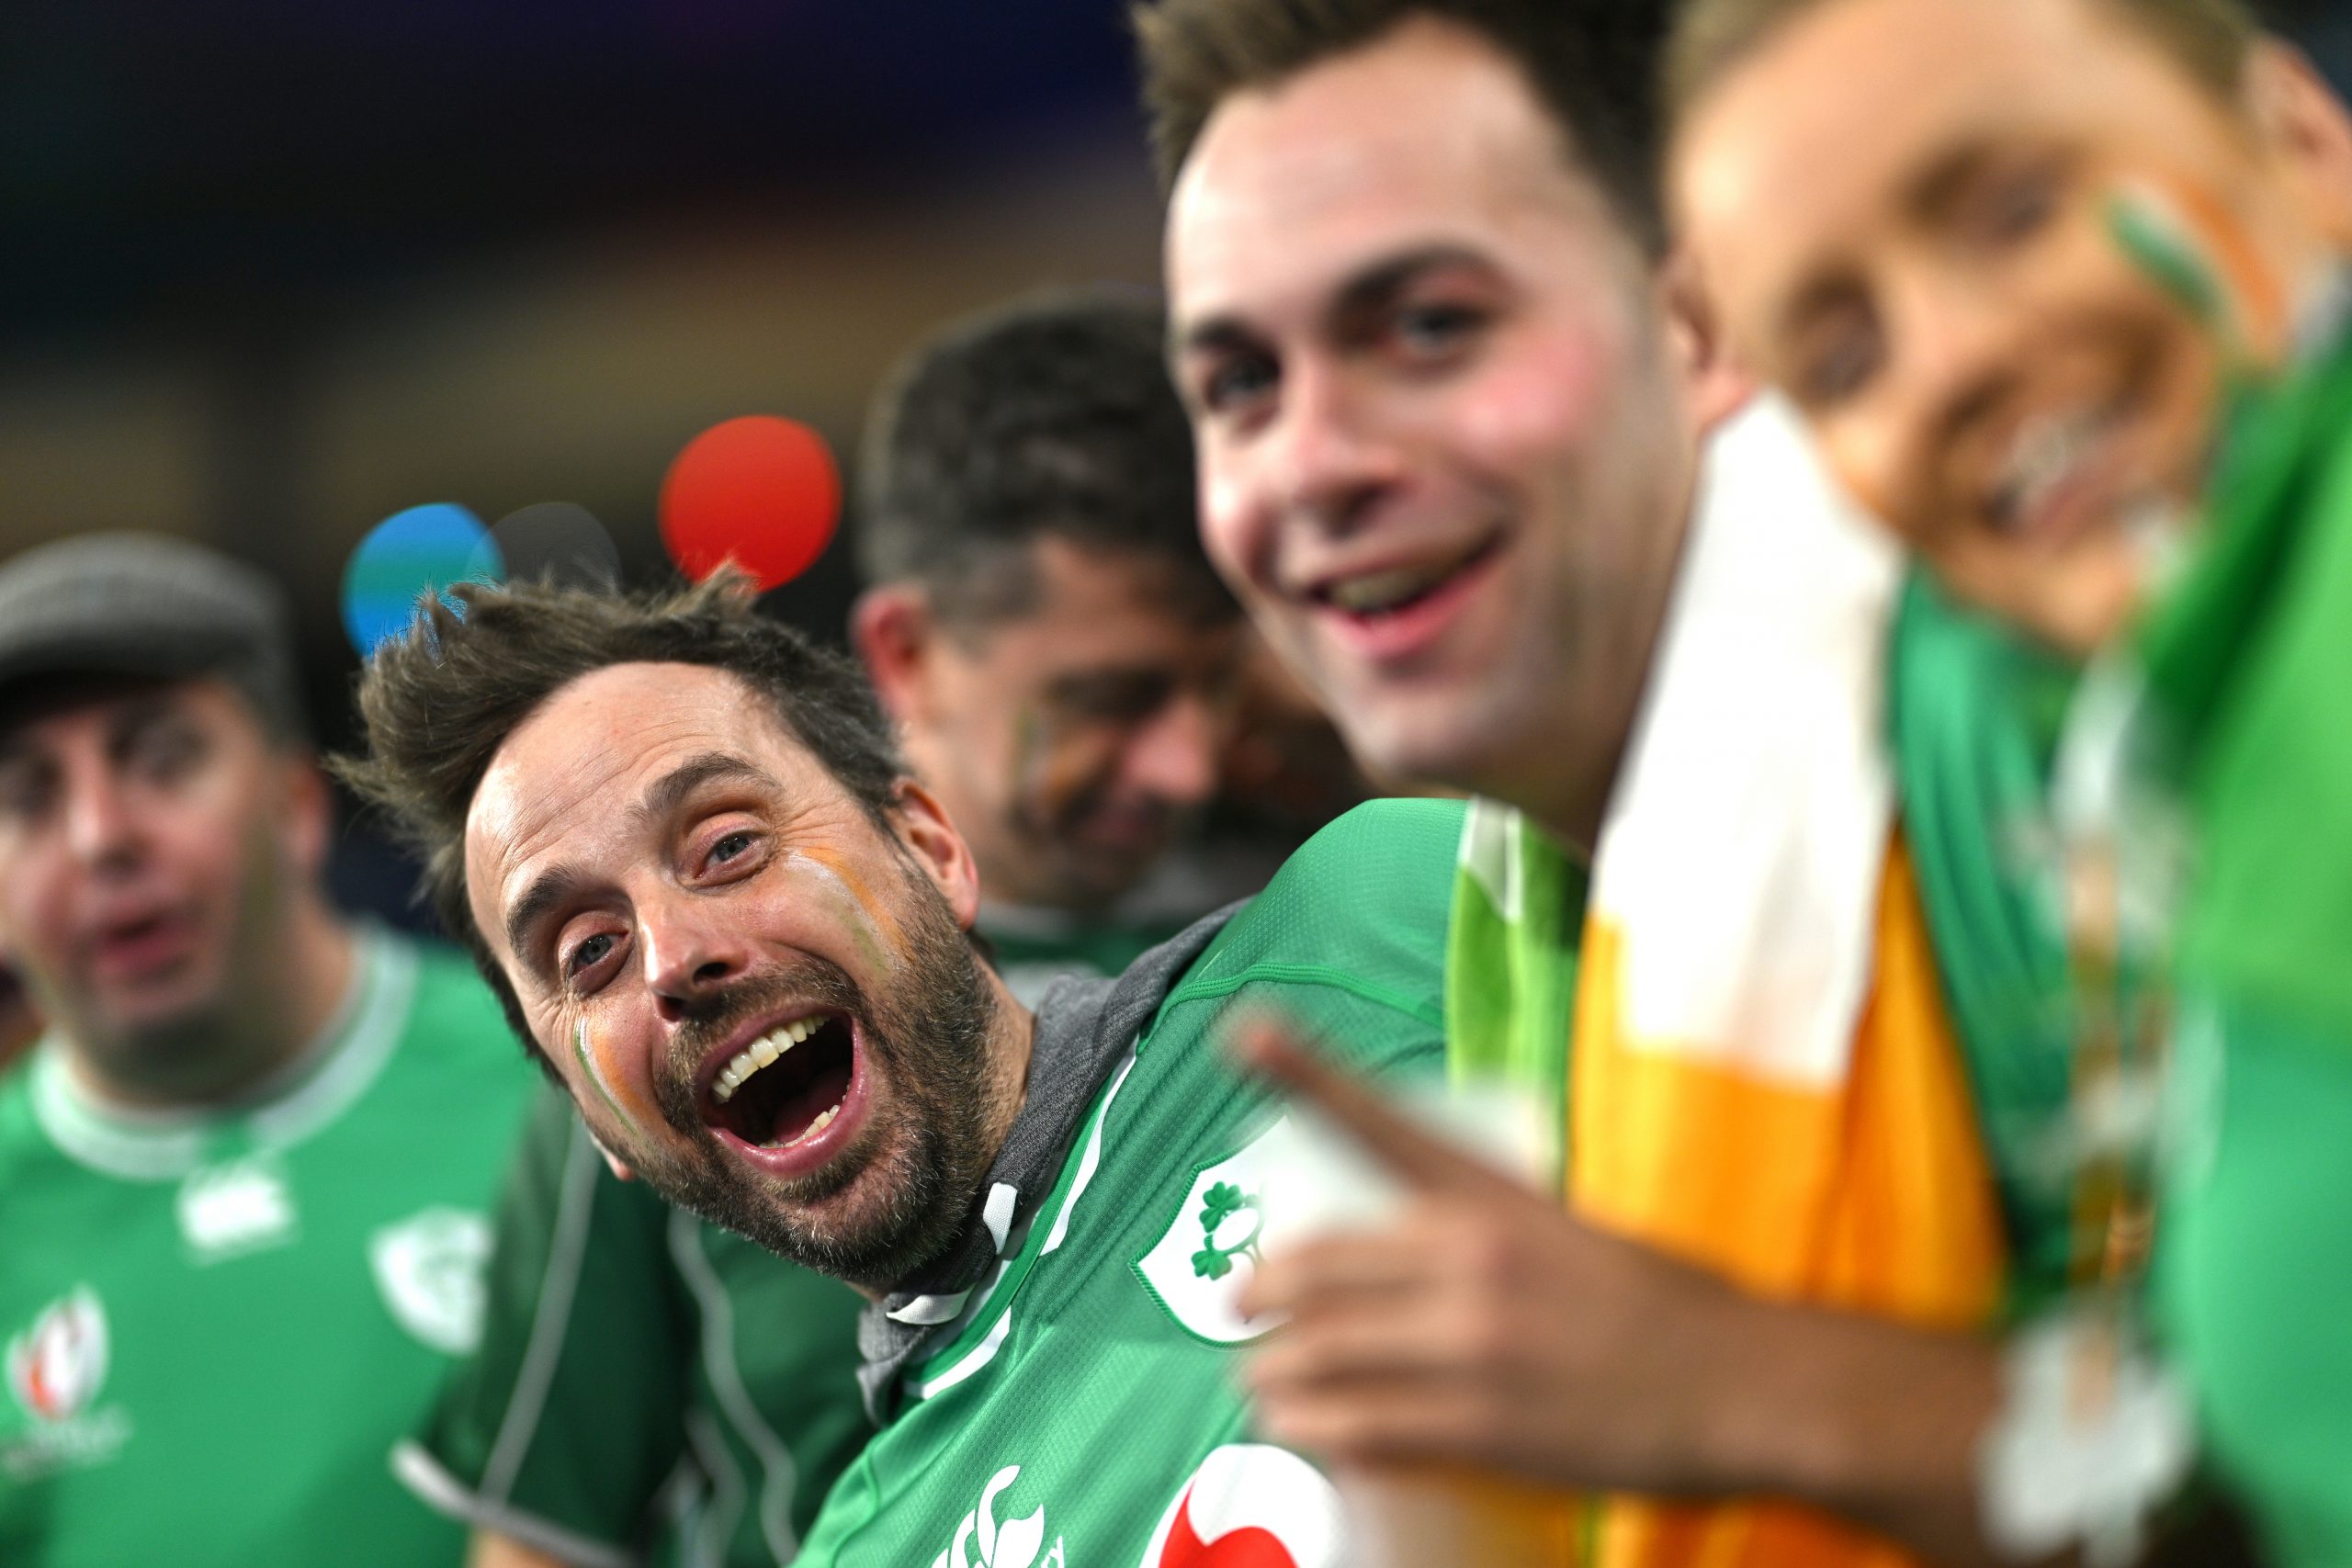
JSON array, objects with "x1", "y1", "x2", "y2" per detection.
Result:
[
  {"x1": 2141, "y1": 314, "x2": 2352, "y2": 1568},
  {"x1": 797, "y1": 798, "x2": 1460, "y2": 1568},
  {"x1": 400, "y1": 1086, "x2": 871, "y2": 1568},
  {"x1": 0, "y1": 929, "x2": 534, "y2": 1568},
  {"x1": 401, "y1": 900, "x2": 1188, "y2": 1568}
]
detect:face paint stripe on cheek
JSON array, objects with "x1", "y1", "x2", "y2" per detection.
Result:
[
  {"x1": 574, "y1": 1017, "x2": 652, "y2": 1137},
  {"x1": 785, "y1": 848, "x2": 900, "y2": 975}
]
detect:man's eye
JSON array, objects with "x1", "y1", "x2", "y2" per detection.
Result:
[
  {"x1": 131, "y1": 732, "x2": 200, "y2": 779},
  {"x1": 1392, "y1": 302, "x2": 1484, "y2": 357},
  {"x1": 565, "y1": 933, "x2": 616, "y2": 976},
  {"x1": 710, "y1": 830, "x2": 754, "y2": 865},
  {"x1": 1201, "y1": 354, "x2": 1278, "y2": 414},
  {"x1": 1797, "y1": 327, "x2": 1883, "y2": 409},
  {"x1": 1972, "y1": 166, "x2": 2063, "y2": 248},
  {"x1": 0, "y1": 768, "x2": 51, "y2": 823}
]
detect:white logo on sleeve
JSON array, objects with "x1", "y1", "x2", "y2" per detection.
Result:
[
  {"x1": 1138, "y1": 1444, "x2": 1345, "y2": 1567},
  {"x1": 370, "y1": 1208, "x2": 493, "y2": 1355},
  {"x1": 1133, "y1": 1120, "x2": 1289, "y2": 1345},
  {"x1": 934, "y1": 1464, "x2": 1065, "y2": 1568}
]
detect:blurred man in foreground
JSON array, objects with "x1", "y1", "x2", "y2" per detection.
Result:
[
  {"x1": 1138, "y1": 1, "x2": 2116, "y2": 1562},
  {"x1": 346, "y1": 571, "x2": 1463, "y2": 1565},
  {"x1": 405, "y1": 290, "x2": 1248, "y2": 1568},
  {"x1": 0, "y1": 535, "x2": 532, "y2": 1567},
  {"x1": 1667, "y1": 0, "x2": 2352, "y2": 1560}
]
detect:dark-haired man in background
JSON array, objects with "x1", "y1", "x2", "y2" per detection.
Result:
[
  {"x1": 403, "y1": 291, "x2": 1264, "y2": 1568},
  {"x1": 0, "y1": 534, "x2": 533, "y2": 1567},
  {"x1": 851, "y1": 288, "x2": 1250, "y2": 996}
]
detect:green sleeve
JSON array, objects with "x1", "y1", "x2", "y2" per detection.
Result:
[
  {"x1": 2158, "y1": 1001, "x2": 2352, "y2": 1568},
  {"x1": 400, "y1": 1084, "x2": 692, "y2": 1568},
  {"x1": 1157, "y1": 797, "x2": 1464, "y2": 1086},
  {"x1": 2139, "y1": 334, "x2": 2352, "y2": 1040}
]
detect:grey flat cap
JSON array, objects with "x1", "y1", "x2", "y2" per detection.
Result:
[{"x1": 0, "y1": 533, "x2": 308, "y2": 740}]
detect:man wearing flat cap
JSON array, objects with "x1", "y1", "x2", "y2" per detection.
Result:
[{"x1": 0, "y1": 534, "x2": 533, "y2": 1567}]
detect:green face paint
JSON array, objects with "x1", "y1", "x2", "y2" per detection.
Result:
[
  {"x1": 786, "y1": 851, "x2": 898, "y2": 975},
  {"x1": 573, "y1": 1019, "x2": 636, "y2": 1134},
  {"x1": 2106, "y1": 186, "x2": 2227, "y2": 334}
]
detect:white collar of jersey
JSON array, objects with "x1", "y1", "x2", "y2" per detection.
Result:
[{"x1": 28, "y1": 926, "x2": 416, "y2": 1182}]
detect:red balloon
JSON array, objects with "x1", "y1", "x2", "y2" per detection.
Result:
[{"x1": 659, "y1": 415, "x2": 842, "y2": 592}]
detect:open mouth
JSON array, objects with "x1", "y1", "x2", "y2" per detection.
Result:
[{"x1": 705, "y1": 1010, "x2": 858, "y2": 1149}]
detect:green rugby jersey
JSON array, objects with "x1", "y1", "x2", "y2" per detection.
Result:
[
  {"x1": 798, "y1": 797, "x2": 1461, "y2": 1568},
  {"x1": 0, "y1": 928, "x2": 534, "y2": 1568},
  {"x1": 401, "y1": 899, "x2": 1189, "y2": 1568},
  {"x1": 400, "y1": 1085, "x2": 871, "y2": 1568}
]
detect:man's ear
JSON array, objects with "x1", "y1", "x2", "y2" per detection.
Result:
[
  {"x1": 2246, "y1": 40, "x2": 2352, "y2": 256},
  {"x1": 277, "y1": 753, "x2": 334, "y2": 883},
  {"x1": 1661, "y1": 244, "x2": 1756, "y2": 437},
  {"x1": 850, "y1": 585, "x2": 937, "y2": 728},
  {"x1": 889, "y1": 778, "x2": 983, "y2": 931},
  {"x1": 588, "y1": 1131, "x2": 636, "y2": 1182}
]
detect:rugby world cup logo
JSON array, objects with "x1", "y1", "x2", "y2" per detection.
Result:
[{"x1": 6, "y1": 1288, "x2": 109, "y2": 1425}]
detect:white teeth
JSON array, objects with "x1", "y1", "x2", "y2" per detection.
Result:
[
  {"x1": 1329, "y1": 566, "x2": 1444, "y2": 614},
  {"x1": 708, "y1": 1017, "x2": 826, "y2": 1106},
  {"x1": 798, "y1": 1104, "x2": 839, "y2": 1141},
  {"x1": 1993, "y1": 410, "x2": 2115, "y2": 535}
]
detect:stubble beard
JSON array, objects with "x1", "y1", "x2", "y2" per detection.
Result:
[{"x1": 628, "y1": 866, "x2": 1005, "y2": 1294}]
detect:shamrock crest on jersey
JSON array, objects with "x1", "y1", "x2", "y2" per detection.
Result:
[
  {"x1": 6, "y1": 1287, "x2": 107, "y2": 1424},
  {"x1": 1136, "y1": 1122, "x2": 1291, "y2": 1345},
  {"x1": 934, "y1": 1464, "x2": 1064, "y2": 1568},
  {"x1": 1190, "y1": 1183, "x2": 1264, "y2": 1282}
]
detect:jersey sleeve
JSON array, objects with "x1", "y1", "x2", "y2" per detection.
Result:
[
  {"x1": 396, "y1": 1083, "x2": 693, "y2": 1568},
  {"x1": 1160, "y1": 798, "x2": 1465, "y2": 1086}
]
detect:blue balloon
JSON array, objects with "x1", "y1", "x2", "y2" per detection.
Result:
[{"x1": 342, "y1": 503, "x2": 502, "y2": 658}]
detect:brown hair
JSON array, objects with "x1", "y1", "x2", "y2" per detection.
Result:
[
  {"x1": 1666, "y1": 0, "x2": 2262, "y2": 127},
  {"x1": 336, "y1": 571, "x2": 905, "y2": 1054},
  {"x1": 1134, "y1": 0, "x2": 1674, "y2": 253}
]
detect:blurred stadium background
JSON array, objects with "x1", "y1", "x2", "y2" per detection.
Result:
[{"x1": 0, "y1": 0, "x2": 2342, "y2": 924}]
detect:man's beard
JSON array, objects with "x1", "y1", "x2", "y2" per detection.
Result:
[{"x1": 619, "y1": 864, "x2": 1003, "y2": 1294}]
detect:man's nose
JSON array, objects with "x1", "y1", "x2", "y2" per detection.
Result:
[
  {"x1": 1121, "y1": 693, "x2": 1225, "y2": 812},
  {"x1": 639, "y1": 892, "x2": 754, "y2": 1025},
  {"x1": 62, "y1": 768, "x2": 141, "y2": 875},
  {"x1": 1260, "y1": 359, "x2": 1403, "y2": 538}
]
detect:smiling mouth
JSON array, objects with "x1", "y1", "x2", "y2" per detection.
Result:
[
  {"x1": 705, "y1": 1011, "x2": 857, "y2": 1148},
  {"x1": 1311, "y1": 534, "x2": 1503, "y2": 619}
]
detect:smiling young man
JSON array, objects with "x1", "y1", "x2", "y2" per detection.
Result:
[
  {"x1": 345, "y1": 572, "x2": 1464, "y2": 1568},
  {"x1": 0, "y1": 535, "x2": 533, "y2": 1567},
  {"x1": 1126, "y1": 1, "x2": 2165, "y2": 1563},
  {"x1": 1665, "y1": 2, "x2": 2352, "y2": 1562}
]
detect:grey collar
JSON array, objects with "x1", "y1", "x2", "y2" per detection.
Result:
[{"x1": 855, "y1": 904, "x2": 1238, "y2": 1421}]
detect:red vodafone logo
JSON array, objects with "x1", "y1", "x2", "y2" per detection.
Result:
[{"x1": 1140, "y1": 1445, "x2": 1345, "y2": 1568}]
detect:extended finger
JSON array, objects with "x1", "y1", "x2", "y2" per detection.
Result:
[{"x1": 1228, "y1": 1013, "x2": 1519, "y2": 1197}]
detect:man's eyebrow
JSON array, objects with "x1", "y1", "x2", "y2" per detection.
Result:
[
  {"x1": 1905, "y1": 137, "x2": 2001, "y2": 224},
  {"x1": 632, "y1": 751, "x2": 777, "y2": 830},
  {"x1": 1174, "y1": 243, "x2": 1495, "y2": 361},
  {"x1": 504, "y1": 865, "x2": 584, "y2": 969},
  {"x1": 1328, "y1": 243, "x2": 1493, "y2": 328}
]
